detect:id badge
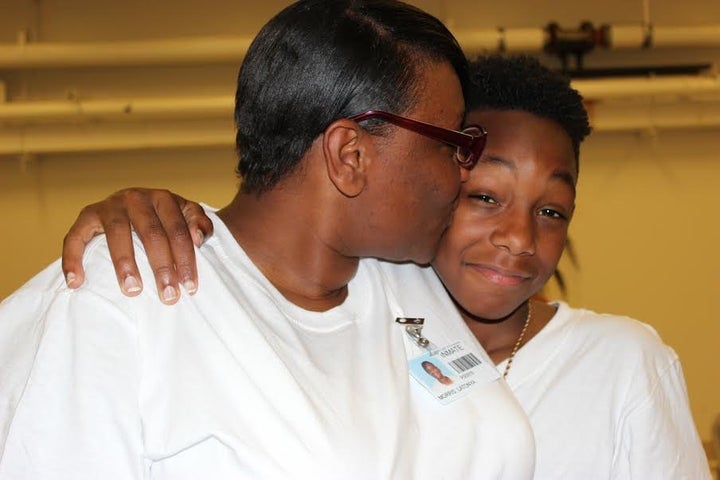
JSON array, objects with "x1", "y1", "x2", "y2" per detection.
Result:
[
  {"x1": 409, "y1": 341, "x2": 494, "y2": 404},
  {"x1": 397, "y1": 317, "x2": 499, "y2": 405}
]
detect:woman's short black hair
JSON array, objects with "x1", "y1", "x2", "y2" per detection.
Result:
[
  {"x1": 467, "y1": 54, "x2": 591, "y2": 161},
  {"x1": 235, "y1": 0, "x2": 469, "y2": 194}
]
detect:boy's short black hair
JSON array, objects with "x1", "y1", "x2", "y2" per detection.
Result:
[{"x1": 467, "y1": 54, "x2": 591, "y2": 161}]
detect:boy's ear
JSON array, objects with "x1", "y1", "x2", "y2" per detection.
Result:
[{"x1": 322, "y1": 119, "x2": 370, "y2": 198}]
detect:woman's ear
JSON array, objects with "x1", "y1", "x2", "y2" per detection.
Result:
[{"x1": 322, "y1": 119, "x2": 370, "y2": 198}]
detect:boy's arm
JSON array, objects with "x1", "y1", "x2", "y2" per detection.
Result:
[{"x1": 62, "y1": 188, "x2": 212, "y2": 304}]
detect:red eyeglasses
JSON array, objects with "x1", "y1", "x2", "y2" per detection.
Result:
[{"x1": 348, "y1": 110, "x2": 487, "y2": 170}]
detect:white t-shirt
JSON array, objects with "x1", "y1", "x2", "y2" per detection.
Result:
[
  {"x1": 0, "y1": 212, "x2": 535, "y2": 480},
  {"x1": 498, "y1": 301, "x2": 711, "y2": 480}
]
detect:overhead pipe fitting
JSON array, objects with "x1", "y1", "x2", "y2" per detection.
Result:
[{"x1": 543, "y1": 22, "x2": 609, "y2": 71}]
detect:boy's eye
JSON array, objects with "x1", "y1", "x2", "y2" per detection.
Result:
[
  {"x1": 469, "y1": 194, "x2": 497, "y2": 204},
  {"x1": 539, "y1": 208, "x2": 566, "y2": 220}
]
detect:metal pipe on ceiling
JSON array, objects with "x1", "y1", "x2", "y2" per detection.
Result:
[
  {"x1": 0, "y1": 96, "x2": 234, "y2": 123},
  {"x1": 1, "y1": 99, "x2": 720, "y2": 156},
  {"x1": 575, "y1": 75, "x2": 720, "y2": 99},
  {"x1": 0, "y1": 36, "x2": 252, "y2": 69},
  {"x1": 0, "y1": 120, "x2": 233, "y2": 156},
  {"x1": 589, "y1": 100, "x2": 720, "y2": 131},
  {"x1": 1, "y1": 75, "x2": 718, "y2": 123},
  {"x1": 0, "y1": 23, "x2": 719, "y2": 69},
  {"x1": 455, "y1": 24, "x2": 720, "y2": 53}
]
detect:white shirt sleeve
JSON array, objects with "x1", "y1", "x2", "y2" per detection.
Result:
[
  {"x1": 0, "y1": 262, "x2": 145, "y2": 480},
  {"x1": 616, "y1": 355, "x2": 712, "y2": 480}
]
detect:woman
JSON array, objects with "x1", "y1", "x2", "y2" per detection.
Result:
[
  {"x1": 61, "y1": 55, "x2": 711, "y2": 479},
  {"x1": 421, "y1": 360, "x2": 454, "y2": 386}
]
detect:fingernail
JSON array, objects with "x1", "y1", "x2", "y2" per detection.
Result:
[
  {"x1": 123, "y1": 275, "x2": 142, "y2": 294},
  {"x1": 65, "y1": 272, "x2": 77, "y2": 288},
  {"x1": 162, "y1": 285, "x2": 178, "y2": 303},
  {"x1": 194, "y1": 229, "x2": 205, "y2": 246},
  {"x1": 183, "y1": 279, "x2": 197, "y2": 295}
]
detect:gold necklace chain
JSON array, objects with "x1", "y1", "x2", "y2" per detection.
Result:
[{"x1": 502, "y1": 300, "x2": 532, "y2": 380}]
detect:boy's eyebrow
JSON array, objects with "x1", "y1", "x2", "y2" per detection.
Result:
[
  {"x1": 479, "y1": 154, "x2": 515, "y2": 169},
  {"x1": 480, "y1": 154, "x2": 577, "y2": 194},
  {"x1": 552, "y1": 169, "x2": 577, "y2": 194}
]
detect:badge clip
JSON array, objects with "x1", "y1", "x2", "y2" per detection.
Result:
[{"x1": 395, "y1": 317, "x2": 430, "y2": 348}]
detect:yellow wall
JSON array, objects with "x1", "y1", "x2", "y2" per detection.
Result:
[{"x1": 0, "y1": 148, "x2": 238, "y2": 289}]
